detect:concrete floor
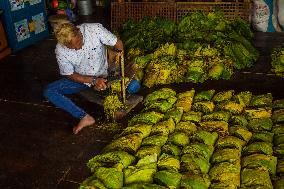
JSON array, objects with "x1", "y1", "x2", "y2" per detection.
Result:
[{"x1": 1, "y1": 10, "x2": 284, "y2": 188}]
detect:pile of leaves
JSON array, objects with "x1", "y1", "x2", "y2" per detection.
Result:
[
  {"x1": 120, "y1": 17, "x2": 176, "y2": 54},
  {"x1": 80, "y1": 87, "x2": 284, "y2": 188},
  {"x1": 119, "y1": 10, "x2": 259, "y2": 87},
  {"x1": 103, "y1": 94, "x2": 124, "y2": 120},
  {"x1": 271, "y1": 44, "x2": 284, "y2": 77}
]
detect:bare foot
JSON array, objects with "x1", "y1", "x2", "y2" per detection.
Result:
[{"x1": 73, "y1": 114, "x2": 95, "y2": 134}]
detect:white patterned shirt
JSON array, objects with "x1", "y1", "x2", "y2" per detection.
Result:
[{"x1": 55, "y1": 23, "x2": 117, "y2": 80}]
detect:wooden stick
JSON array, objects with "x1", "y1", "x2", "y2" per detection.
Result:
[{"x1": 120, "y1": 53, "x2": 126, "y2": 104}]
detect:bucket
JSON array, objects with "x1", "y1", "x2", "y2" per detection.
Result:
[
  {"x1": 77, "y1": 0, "x2": 93, "y2": 15},
  {"x1": 127, "y1": 79, "x2": 141, "y2": 94}
]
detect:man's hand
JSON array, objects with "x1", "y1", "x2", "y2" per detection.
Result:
[
  {"x1": 94, "y1": 78, "x2": 107, "y2": 90},
  {"x1": 114, "y1": 39, "x2": 124, "y2": 54}
]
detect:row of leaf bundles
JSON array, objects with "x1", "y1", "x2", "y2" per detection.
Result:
[
  {"x1": 273, "y1": 113, "x2": 284, "y2": 178},
  {"x1": 194, "y1": 89, "x2": 272, "y2": 106},
  {"x1": 273, "y1": 122, "x2": 284, "y2": 163},
  {"x1": 103, "y1": 112, "x2": 175, "y2": 155},
  {"x1": 140, "y1": 133, "x2": 218, "y2": 188},
  {"x1": 239, "y1": 109, "x2": 277, "y2": 188},
  {"x1": 209, "y1": 130, "x2": 275, "y2": 189},
  {"x1": 193, "y1": 90, "x2": 238, "y2": 115},
  {"x1": 272, "y1": 121, "x2": 284, "y2": 184},
  {"x1": 102, "y1": 132, "x2": 218, "y2": 187},
  {"x1": 193, "y1": 91, "x2": 270, "y2": 136},
  {"x1": 141, "y1": 89, "x2": 271, "y2": 137},
  {"x1": 175, "y1": 131, "x2": 218, "y2": 189},
  {"x1": 140, "y1": 121, "x2": 218, "y2": 149},
  {"x1": 80, "y1": 119, "x2": 164, "y2": 188},
  {"x1": 80, "y1": 115, "x2": 181, "y2": 187},
  {"x1": 273, "y1": 109, "x2": 284, "y2": 183},
  {"x1": 233, "y1": 115, "x2": 274, "y2": 160},
  {"x1": 190, "y1": 90, "x2": 242, "y2": 116},
  {"x1": 143, "y1": 88, "x2": 177, "y2": 113},
  {"x1": 82, "y1": 153, "x2": 183, "y2": 188},
  {"x1": 240, "y1": 137, "x2": 276, "y2": 187},
  {"x1": 133, "y1": 122, "x2": 218, "y2": 188},
  {"x1": 143, "y1": 88, "x2": 196, "y2": 114},
  {"x1": 122, "y1": 166, "x2": 211, "y2": 188},
  {"x1": 241, "y1": 119, "x2": 276, "y2": 188},
  {"x1": 240, "y1": 142, "x2": 276, "y2": 189},
  {"x1": 143, "y1": 88, "x2": 274, "y2": 116},
  {"x1": 208, "y1": 135, "x2": 244, "y2": 189},
  {"x1": 183, "y1": 110, "x2": 264, "y2": 141},
  {"x1": 272, "y1": 115, "x2": 284, "y2": 177},
  {"x1": 271, "y1": 100, "x2": 284, "y2": 167},
  {"x1": 210, "y1": 131, "x2": 275, "y2": 188},
  {"x1": 101, "y1": 111, "x2": 164, "y2": 155}
]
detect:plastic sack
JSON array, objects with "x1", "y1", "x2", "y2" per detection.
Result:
[
  {"x1": 277, "y1": 0, "x2": 284, "y2": 30},
  {"x1": 252, "y1": 0, "x2": 280, "y2": 32},
  {"x1": 127, "y1": 79, "x2": 141, "y2": 94},
  {"x1": 272, "y1": 0, "x2": 282, "y2": 32}
]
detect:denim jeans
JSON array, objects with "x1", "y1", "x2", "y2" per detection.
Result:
[{"x1": 43, "y1": 78, "x2": 89, "y2": 119}]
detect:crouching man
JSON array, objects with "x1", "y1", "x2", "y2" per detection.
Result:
[{"x1": 44, "y1": 22, "x2": 124, "y2": 134}]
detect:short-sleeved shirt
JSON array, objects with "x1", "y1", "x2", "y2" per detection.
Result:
[{"x1": 55, "y1": 23, "x2": 117, "y2": 79}]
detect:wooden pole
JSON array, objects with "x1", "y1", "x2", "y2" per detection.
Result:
[{"x1": 120, "y1": 53, "x2": 126, "y2": 104}]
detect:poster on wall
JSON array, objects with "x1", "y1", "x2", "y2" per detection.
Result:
[
  {"x1": 32, "y1": 13, "x2": 46, "y2": 34},
  {"x1": 10, "y1": 0, "x2": 25, "y2": 11},
  {"x1": 14, "y1": 19, "x2": 30, "y2": 42},
  {"x1": 29, "y1": 0, "x2": 41, "y2": 5}
]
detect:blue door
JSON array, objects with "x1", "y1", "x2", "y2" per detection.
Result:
[{"x1": 0, "y1": 0, "x2": 49, "y2": 52}]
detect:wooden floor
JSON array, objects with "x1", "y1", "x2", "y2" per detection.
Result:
[{"x1": 1, "y1": 10, "x2": 284, "y2": 188}]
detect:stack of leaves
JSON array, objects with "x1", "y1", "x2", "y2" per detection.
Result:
[
  {"x1": 103, "y1": 94, "x2": 124, "y2": 120},
  {"x1": 271, "y1": 44, "x2": 284, "y2": 77},
  {"x1": 120, "y1": 10, "x2": 259, "y2": 88},
  {"x1": 80, "y1": 88, "x2": 284, "y2": 189},
  {"x1": 271, "y1": 99, "x2": 284, "y2": 187},
  {"x1": 240, "y1": 93, "x2": 276, "y2": 189},
  {"x1": 143, "y1": 88, "x2": 177, "y2": 113},
  {"x1": 142, "y1": 43, "x2": 189, "y2": 87},
  {"x1": 120, "y1": 17, "x2": 176, "y2": 54},
  {"x1": 178, "y1": 130, "x2": 216, "y2": 188}
]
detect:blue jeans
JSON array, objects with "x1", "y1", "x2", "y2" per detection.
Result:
[{"x1": 43, "y1": 78, "x2": 89, "y2": 119}]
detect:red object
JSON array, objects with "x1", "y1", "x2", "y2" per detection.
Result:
[{"x1": 52, "y1": 0, "x2": 59, "y2": 9}]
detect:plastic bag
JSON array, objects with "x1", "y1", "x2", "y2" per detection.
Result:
[
  {"x1": 278, "y1": 0, "x2": 284, "y2": 29},
  {"x1": 273, "y1": 0, "x2": 283, "y2": 32},
  {"x1": 252, "y1": 0, "x2": 275, "y2": 32}
]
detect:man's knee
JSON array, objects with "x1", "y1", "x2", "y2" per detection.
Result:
[{"x1": 43, "y1": 85, "x2": 56, "y2": 99}]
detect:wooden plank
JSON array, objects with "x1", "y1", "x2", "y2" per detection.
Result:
[{"x1": 79, "y1": 89, "x2": 143, "y2": 114}]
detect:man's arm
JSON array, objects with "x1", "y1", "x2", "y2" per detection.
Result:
[
  {"x1": 67, "y1": 73, "x2": 107, "y2": 89},
  {"x1": 113, "y1": 38, "x2": 124, "y2": 52},
  {"x1": 67, "y1": 73, "x2": 93, "y2": 84}
]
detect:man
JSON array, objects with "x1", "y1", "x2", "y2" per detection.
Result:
[{"x1": 44, "y1": 22, "x2": 124, "y2": 134}]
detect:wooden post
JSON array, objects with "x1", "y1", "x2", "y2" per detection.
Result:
[{"x1": 120, "y1": 53, "x2": 126, "y2": 104}]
